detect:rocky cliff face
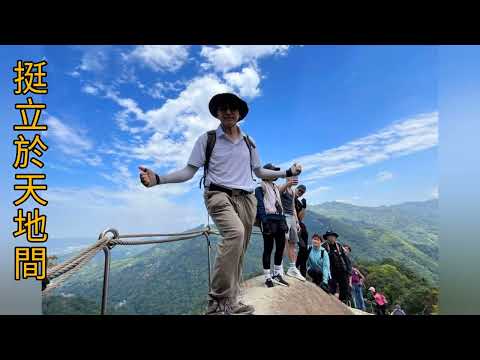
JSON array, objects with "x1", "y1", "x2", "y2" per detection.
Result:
[{"x1": 242, "y1": 275, "x2": 368, "y2": 315}]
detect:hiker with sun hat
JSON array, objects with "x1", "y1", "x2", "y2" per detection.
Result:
[{"x1": 139, "y1": 92, "x2": 302, "y2": 315}]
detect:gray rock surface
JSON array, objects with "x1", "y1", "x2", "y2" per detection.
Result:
[{"x1": 242, "y1": 275, "x2": 369, "y2": 315}]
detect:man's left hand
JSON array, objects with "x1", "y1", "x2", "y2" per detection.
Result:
[{"x1": 287, "y1": 163, "x2": 302, "y2": 177}]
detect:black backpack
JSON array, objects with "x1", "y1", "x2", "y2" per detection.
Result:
[
  {"x1": 254, "y1": 186, "x2": 263, "y2": 228},
  {"x1": 199, "y1": 129, "x2": 256, "y2": 188},
  {"x1": 323, "y1": 242, "x2": 348, "y2": 273}
]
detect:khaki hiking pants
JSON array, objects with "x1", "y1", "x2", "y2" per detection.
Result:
[{"x1": 203, "y1": 190, "x2": 257, "y2": 304}]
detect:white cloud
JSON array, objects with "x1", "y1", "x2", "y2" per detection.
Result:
[
  {"x1": 127, "y1": 45, "x2": 190, "y2": 72},
  {"x1": 304, "y1": 185, "x2": 332, "y2": 204},
  {"x1": 431, "y1": 186, "x2": 439, "y2": 199},
  {"x1": 148, "y1": 80, "x2": 186, "y2": 100},
  {"x1": 200, "y1": 45, "x2": 290, "y2": 72},
  {"x1": 45, "y1": 115, "x2": 102, "y2": 167},
  {"x1": 68, "y1": 70, "x2": 81, "y2": 78},
  {"x1": 81, "y1": 84, "x2": 99, "y2": 95},
  {"x1": 98, "y1": 74, "x2": 232, "y2": 169},
  {"x1": 307, "y1": 186, "x2": 331, "y2": 195},
  {"x1": 280, "y1": 112, "x2": 438, "y2": 182},
  {"x1": 376, "y1": 171, "x2": 394, "y2": 182},
  {"x1": 99, "y1": 69, "x2": 273, "y2": 169},
  {"x1": 223, "y1": 66, "x2": 261, "y2": 98},
  {"x1": 78, "y1": 47, "x2": 109, "y2": 72}
]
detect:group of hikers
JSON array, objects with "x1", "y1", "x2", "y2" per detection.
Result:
[
  {"x1": 255, "y1": 168, "x2": 400, "y2": 315},
  {"x1": 139, "y1": 92, "x2": 406, "y2": 315}
]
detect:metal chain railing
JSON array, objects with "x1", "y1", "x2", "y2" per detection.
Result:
[{"x1": 42, "y1": 226, "x2": 219, "y2": 314}]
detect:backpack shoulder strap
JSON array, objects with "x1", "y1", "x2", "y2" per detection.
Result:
[
  {"x1": 200, "y1": 130, "x2": 216, "y2": 188},
  {"x1": 243, "y1": 134, "x2": 255, "y2": 181}
]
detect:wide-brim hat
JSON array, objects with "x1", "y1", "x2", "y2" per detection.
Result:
[
  {"x1": 209, "y1": 93, "x2": 249, "y2": 121},
  {"x1": 323, "y1": 231, "x2": 339, "y2": 240}
]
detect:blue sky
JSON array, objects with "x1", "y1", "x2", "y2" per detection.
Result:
[{"x1": 0, "y1": 45, "x2": 438, "y2": 242}]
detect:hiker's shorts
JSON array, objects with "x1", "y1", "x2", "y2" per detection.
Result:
[{"x1": 285, "y1": 214, "x2": 299, "y2": 245}]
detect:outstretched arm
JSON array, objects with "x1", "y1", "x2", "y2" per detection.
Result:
[
  {"x1": 253, "y1": 163, "x2": 302, "y2": 182},
  {"x1": 139, "y1": 165, "x2": 199, "y2": 187}
]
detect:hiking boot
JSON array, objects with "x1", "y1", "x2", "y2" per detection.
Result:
[
  {"x1": 265, "y1": 278, "x2": 274, "y2": 288},
  {"x1": 230, "y1": 301, "x2": 255, "y2": 315},
  {"x1": 272, "y1": 274, "x2": 289, "y2": 287},
  {"x1": 206, "y1": 299, "x2": 226, "y2": 315},
  {"x1": 286, "y1": 267, "x2": 306, "y2": 281}
]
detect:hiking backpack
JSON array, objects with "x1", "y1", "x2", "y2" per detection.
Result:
[
  {"x1": 323, "y1": 242, "x2": 348, "y2": 273},
  {"x1": 199, "y1": 129, "x2": 256, "y2": 188}
]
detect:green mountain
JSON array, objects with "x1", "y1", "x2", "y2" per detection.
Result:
[
  {"x1": 43, "y1": 199, "x2": 438, "y2": 315},
  {"x1": 305, "y1": 199, "x2": 438, "y2": 283},
  {"x1": 310, "y1": 199, "x2": 438, "y2": 251}
]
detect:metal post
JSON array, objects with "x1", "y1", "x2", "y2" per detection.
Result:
[
  {"x1": 98, "y1": 228, "x2": 119, "y2": 315},
  {"x1": 205, "y1": 233, "x2": 212, "y2": 291},
  {"x1": 101, "y1": 246, "x2": 111, "y2": 315}
]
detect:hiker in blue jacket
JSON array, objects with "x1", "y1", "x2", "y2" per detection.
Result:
[{"x1": 307, "y1": 233, "x2": 331, "y2": 293}]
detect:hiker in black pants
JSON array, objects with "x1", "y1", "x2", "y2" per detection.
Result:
[
  {"x1": 294, "y1": 185, "x2": 309, "y2": 277},
  {"x1": 255, "y1": 164, "x2": 290, "y2": 288},
  {"x1": 322, "y1": 230, "x2": 352, "y2": 304}
]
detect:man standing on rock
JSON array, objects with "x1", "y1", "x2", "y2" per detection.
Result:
[
  {"x1": 322, "y1": 230, "x2": 352, "y2": 304},
  {"x1": 139, "y1": 93, "x2": 303, "y2": 315}
]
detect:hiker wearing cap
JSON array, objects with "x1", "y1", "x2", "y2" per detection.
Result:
[
  {"x1": 294, "y1": 185, "x2": 309, "y2": 278},
  {"x1": 278, "y1": 177, "x2": 306, "y2": 281},
  {"x1": 306, "y1": 233, "x2": 331, "y2": 293},
  {"x1": 138, "y1": 93, "x2": 302, "y2": 315},
  {"x1": 255, "y1": 164, "x2": 290, "y2": 288},
  {"x1": 321, "y1": 230, "x2": 352, "y2": 304}
]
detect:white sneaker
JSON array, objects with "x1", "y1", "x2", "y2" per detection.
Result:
[
  {"x1": 286, "y1": 267, "x2": 306, "y2": 281},
  {"x1": 271, "y1": 268, "x2": 285, "y2": 278}
]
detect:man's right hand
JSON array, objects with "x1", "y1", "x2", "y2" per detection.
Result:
[
  {"x1": 286, "y1": 177, "x2": 296, "y2": 187},
  {"x1": 138, "y1": 166, "x2": 158, "y2": 188}
]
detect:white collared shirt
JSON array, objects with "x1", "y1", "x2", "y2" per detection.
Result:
[{"x1": 188, "y1": 125, "x2": 262, "y2": 191}]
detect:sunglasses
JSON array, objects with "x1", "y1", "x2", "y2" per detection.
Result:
[{"x1": 217, "y1": 104, "x2": 239, "y2": 112}]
